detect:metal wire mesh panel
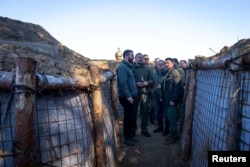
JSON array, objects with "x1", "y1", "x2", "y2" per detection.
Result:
[
  {"x1": 0, "y1": 90, "x2": 95, "y2": 167},
  {"x1": 35, "y1": 89, "x2": 95, "y2": 167},
  {"x1": 102, "y1": 82, "x2": 117, "y2": 167},
  {"x1": 190, "y1": 69, "x2": 230, "y2": 167},
  {"x1": 0, "y1": 91, "x2": 15, "y2": 167},
  {"x1": 240, "y1": 71, "x2": 250, "y2": 151},
  {"x1": 103, "y1": 97, "x2": 116, "y2": 167}
]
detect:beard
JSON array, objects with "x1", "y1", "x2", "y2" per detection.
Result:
[{"x1": 128, "y1": 57, "x2": 134, "y2": 64}]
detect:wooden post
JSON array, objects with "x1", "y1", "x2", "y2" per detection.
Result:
[
  {"x1": 14, "y1": 57, "x2": 36, "y2": 167},
  {"x1": 182, "y1": 62, "x2": 197, "y2": 161},
  {"x1": 225, "y1": 49, "x2": 241, "y2": 150},
  {"x1": 179, "y1": 59, "x2": 194, "y2": 132},
  {"x1": 89, "y1": 65, "x2": 106, "y2": 167},
  {"x1": 110, "y1": 76, "x2": 120, "y2": 147},
  {"x1": 242, "y1": 53, "x2": 250, "y2": 65}
]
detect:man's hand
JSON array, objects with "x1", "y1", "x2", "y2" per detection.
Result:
[
  {"x1": 136, "y1": 82, "x2": 144, "y2": 87},
  {"x1": 143, "y1": 81, "x2": 148, "y2": 86},
  {"x1": 170, "y1": 101, "x2": 175, "y2": 106},
  {"x1": 136, "y1": 81, "x2": 148, "y2": 87},
  {"x1": 127, "y1": 97, "x2": 134, "y2": 104}
]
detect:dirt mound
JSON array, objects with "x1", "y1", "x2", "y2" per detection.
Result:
[
  {"x1": 0, "y1": 17, "x2": 90, "y2": 78},
  {"x1": 0, "y1": 17, "x2": 59, "y2": 44}
]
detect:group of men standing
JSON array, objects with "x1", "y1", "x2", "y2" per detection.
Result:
[{"x1": 116, "y1": 49, "x2": 187, "y2": 146}]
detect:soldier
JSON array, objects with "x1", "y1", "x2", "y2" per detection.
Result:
[
  {"x1": 115, "y1": 48, "x2": 122, "y2": 60},
  {"x1": 160, "y1": 58, "x2": 182, "y2": 145}
]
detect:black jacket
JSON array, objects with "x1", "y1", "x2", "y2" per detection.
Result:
[
  {"x1": 132, "y1": 63, "x2": 153, "y2": 94},
  {"x1": 116, "y1": 60, "x2": 138, "y2": 98},
  {"x1": 160, "y1": 68, "x2": 182, "y2": 106}
]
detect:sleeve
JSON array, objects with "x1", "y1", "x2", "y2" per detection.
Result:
[
  {"x1": 170, "y1": 70, "x2": 182, "y2": 103},
  {"x1": 117, "y1": 66, "x2": 131, "y2": 98},
  {"x1": 147, "y1": 68, "x2": 154, "y2": 87},
  {"x1": 159, "y1": 76, "x2": 165, "y2": 99}
]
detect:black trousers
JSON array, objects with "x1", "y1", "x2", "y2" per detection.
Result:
[
  {"x1": 119, "y1": 96, "x2": 137, "y2": 140},
  {"x1": 155, "y1": 99, "x2": 169, "y2": 132}
]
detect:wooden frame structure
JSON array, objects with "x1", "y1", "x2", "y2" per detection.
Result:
[
  {"x1": 182, "y1": 42, "x2": 250, "y2": 160},
  {"x1": 0, "y1": 57, "x2": 118, "y2": 167}
]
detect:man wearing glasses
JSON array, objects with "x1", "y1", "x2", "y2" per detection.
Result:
[
  {"x1": 152, "y1": 60, "x2": 169, "y2": 136},
  {"x1": 142, "y1": 54, "x2": 156, "y2": 125}
]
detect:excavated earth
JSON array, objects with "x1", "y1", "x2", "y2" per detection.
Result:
[{"x1": 0, "y1": 17, "x2": 92, "y2": 78}]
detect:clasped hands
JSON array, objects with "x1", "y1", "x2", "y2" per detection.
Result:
[{"x1": 136, "y1": 81, "x2": 148, "y2": 87}]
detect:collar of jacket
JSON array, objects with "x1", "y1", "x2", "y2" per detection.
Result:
[
  {"x1": 122, "y1": 60, "x2": 133, "y2": 67},
  {"x1": 157, "y1": 69, "x2": 166, "y2": 74},
  {"x1": 166, "y1": 67, "x2": 174, "y2": 73},
  {"x1": 133, "y1": 63, "x2": 145, "y2": 68}
]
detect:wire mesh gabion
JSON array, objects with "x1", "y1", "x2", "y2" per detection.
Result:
[
  {"x1": 0, "y1": 89, "x2": 95, "y2": 167},
  {"x1": 186, "y1": 68, "x2": 250, "y2": 167},
  {"x1": 240, "y1": 71, "x2": 250, "y2": 151}
]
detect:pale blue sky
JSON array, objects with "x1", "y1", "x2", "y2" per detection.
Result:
[{"x1": 1, "y1": 0, "x2": 250, "y2": 61}]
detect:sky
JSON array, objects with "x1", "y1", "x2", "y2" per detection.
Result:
[{"x1": 1, "y1": 0, "x2": 250, "y2": 61}]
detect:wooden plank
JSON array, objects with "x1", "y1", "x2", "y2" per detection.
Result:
[
  {"x1": 242, "y1": 53, "x2": 250, "y2": 65},
  {"x1": 0, "y1": 71, "x2": 114, "y2": 90},
  {"x1": 196, "y1": 50, "x2": 250, "y2": 69},
  {"x1": 14, "y1": 57, "x2": 36, "y2": 167},
  {"x1": 89, "y1": 65, "x2": 106, "y2": 167},
  {"x1": 110, "y1": 77, "x2": 120, "y2": 147},
  {"x1": 182, "y1": 66, "x2": 197, "y2": 161},
  {"x1": 225, "y1": 49, "x2": 241, "y2": 150},
  {"x1": 36, "y1": 73, "x2": 90, "y2": 90},
  {"x1": 196, "y1": 54, "x2": 231, "y2": 69}
]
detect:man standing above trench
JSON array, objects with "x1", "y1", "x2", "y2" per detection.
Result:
[{"x1": 116, "y1": 49, "x2": 138, "y2": 146}]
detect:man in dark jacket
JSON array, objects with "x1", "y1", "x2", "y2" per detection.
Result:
[
  {"x1": 173, "y1": 58, "x2": 185, "y2": 88},
  {"x1": 143, "y1": 54, "x2": 156, "y2": 124},
  {"x1": 172, "y1": 58, "x2": 186, "y2": 131},
  {"x1": 132, "y1": 54, "x2": 153, "y2": 137},
  {"x1": 160, "y1": 58, "x2": 182, "y2": 144},
  {"x1": 152, "y1": 60, "x2": 169, "y2": 135},
  {"x1": 116, "y1": 49, "x2": 138, "y2": 146}
]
